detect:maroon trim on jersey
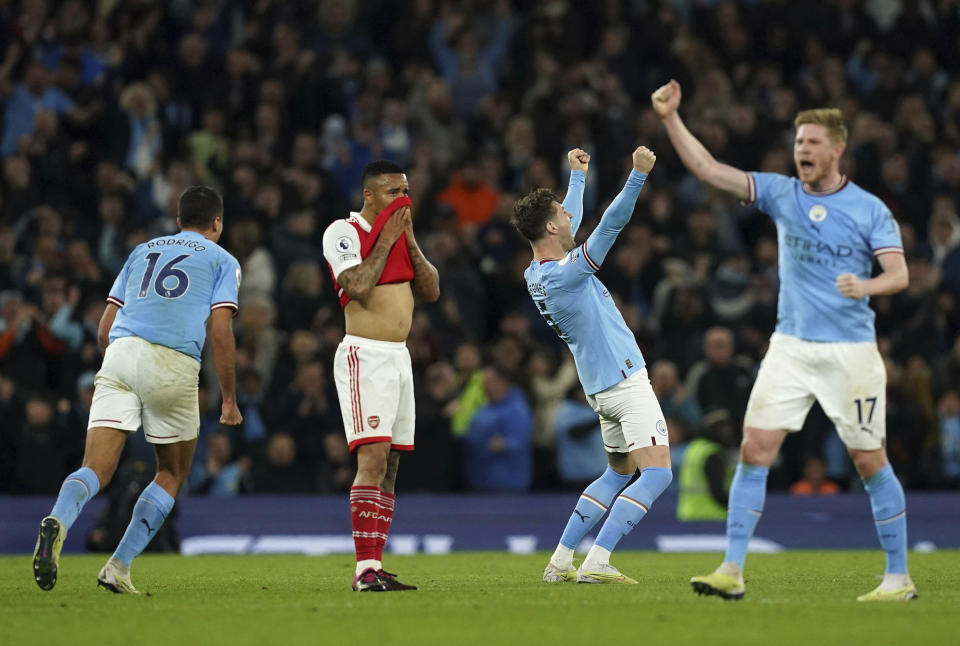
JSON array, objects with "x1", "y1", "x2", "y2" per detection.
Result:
[
  {"x1": 801, "y1": 175, "x2": 849, "y2": 196},
  {"x1": 742, "y1": 173, "x2": 757, "y2": 206},
  {"x1": 106, "y1": 296, "x2": 124, "y2": 307},
  {"x1": 538, "y1": 258, "x2": 558, "y2": 264},
  {"x1": 873, "y1": 247, "x2": 904, "y2": 256},
  {"x1": 581, "y1": 242, "x2": 600, "y2": 271}
]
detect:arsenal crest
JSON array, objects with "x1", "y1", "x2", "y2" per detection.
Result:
[{"x1": 367, "y1": 415, "x2": 380, "y2": 429}]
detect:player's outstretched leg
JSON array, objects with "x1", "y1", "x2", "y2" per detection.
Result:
[
  {"x1": 33, "y1": 467, "x2": 102, "y2": 591},
  {"x1": 857, "y1": 464, "x2": 917, "y2": 602},
  {"x1": 544, "y1": 466, "x2": 632, "y2": 583},
  {"x1": 577, "y1": 467, "x2": 672, "y2": 584},
  {"x1": 97, "y1": 482, "x2": 175, "y2": 594},
  {"x1": 690, "y1": 463, "x2": 768, "y2": 600}
]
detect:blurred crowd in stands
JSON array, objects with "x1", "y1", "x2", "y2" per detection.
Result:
[{"x1": 1, "y1": 0, "x2": 959, "y2": 500}]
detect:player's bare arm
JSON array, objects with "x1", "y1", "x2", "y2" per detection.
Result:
[
  {"x1": 97, "y1": 302, "x2": 119, "y2": 355},
  {"x1": 209, "y1": 307, "x2": 242, "y2": 426},
  {"x1": 337, "y1": 207, "x2": 410, "y2": 304},
  {"x1": 836, "y1": 251, "x2": 909, "y2": 300},
  {"x1": 568, "y1": 148, "x2": 590, "y2": 173},
  {"x1": 652, "y1": 79, "x2": 750, "y2": 201},
  {"x1": 403, "y1": 209, "x2": 440, "y2": 302}
]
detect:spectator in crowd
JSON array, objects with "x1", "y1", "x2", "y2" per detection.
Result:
[
  {"x1": 464, "y1": 364, "x2": 533, "y2": 492},
  {"x1": 189, "y1": 431, "x2": 250, "y2": 496},
  {"x1": 684, "y1": 326, "x2": 753, "y2": 428},
  {"x1": 789, "y1": 455, "x2": 840, "y2": 496},
  {"x1": 677, "y1": 409, "x2": 737, "y2": 522}
]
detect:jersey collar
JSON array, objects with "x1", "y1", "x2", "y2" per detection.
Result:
[
  {"x1": 349, "y1": 211, "x2": 372, "y2": 232},
  {"x1": 802, "y1": 175, "x2": 849, "y2": 196}
]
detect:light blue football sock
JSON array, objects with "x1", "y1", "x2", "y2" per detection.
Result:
[
  {"x1": 864, "y1": 464, "x2": 908, "y2": 574},
  {"x1": 723, "y1": 463, "x2": 769, "y2": 569},
  {"x1": 594, "y1": 467, "x2": 672, "y2": 551},
  {"x1": 49, "y1": 467, "x2": 101, "y2": 531},
  {"x1": 558, "y1": 467, "x2": 633, "y2": 549},
  {"x1": 111, "y1": 482, "x2": 175, "y2": 568}
]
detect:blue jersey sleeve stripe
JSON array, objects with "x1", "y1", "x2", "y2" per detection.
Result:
[
  {"x1": 581, "y1": 242, "x2": 600, "y2": 271},
  {"x1": 106, "y1": 296, "x2": 124, "y2": 307}
]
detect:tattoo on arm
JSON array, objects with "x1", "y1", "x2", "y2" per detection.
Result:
[
  {"x1": 337, "y1": 238, "x2": 392, "y2": 303},
  {"x1": 406, "y1": 236, "x2": 440, "y2": 302}
]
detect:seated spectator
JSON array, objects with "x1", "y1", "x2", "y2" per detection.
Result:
[
  {"x1": 789, "y1": 455, "x2": 840, "y2": 496},
  {"x1": 189, "y1": 431, "x2": 250, "y2": 496},
  {"x1": 250, "y1": 432, "x2": 313, "y2": 493},
  {"x1": 464, "y1": 364, "x2": 533, "y2": 492}
]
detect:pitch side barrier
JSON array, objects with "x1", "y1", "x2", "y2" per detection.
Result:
[{"x1": 1, "y1": 493, "x2": 956, "y2": 555}]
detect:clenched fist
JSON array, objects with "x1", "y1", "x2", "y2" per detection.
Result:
[
  {"x1": 836, "y1": 273, "x2": 866, "y2": 299},
  {"x1": 633, "y1": 146, "x2": 656, "y2": 174},
  {"x1": 567, "y1": 148, "x2": 590, "y2": 173},
  {"x1": 651, "y1": 79, "x2": 682, "y2": 118}
]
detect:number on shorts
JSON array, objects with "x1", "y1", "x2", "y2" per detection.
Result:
[
  {"x1": 854, "y1": 397, "x2": 877, "y2": 424},
  {"x1": 138, "y1": 253, "x2": 191, "y2": 299}
]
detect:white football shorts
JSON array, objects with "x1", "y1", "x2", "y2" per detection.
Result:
[
  {"x1": 744, "y1": 332, "x2": 886, "y2": 450},
  {"x1": 585, "y1": 368, "x2": 670, "y2": 452},
  {"x1": 88, "y1": 336, "x2": 201, "y2": 444},
  {"x1": 333, "y1": 334, "x2": 415, "y2": 453}
]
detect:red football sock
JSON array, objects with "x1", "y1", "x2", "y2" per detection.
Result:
[
  {"x1": 350, "y1": 486, "x2": 381, "y2": 562},
  {"x1": 375, "y1": 490, "x2": 396, "y2": 561}
]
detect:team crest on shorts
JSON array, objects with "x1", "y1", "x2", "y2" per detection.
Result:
[
  {"x1": 656, "y1": 419, "x2": 667, "y2": 435},
  {"x1": 367, "y1": 415, "x2": 380, "y2": 429},
  {"x1": 808, "y1": 204, "x2": 828, "y2": 222}
]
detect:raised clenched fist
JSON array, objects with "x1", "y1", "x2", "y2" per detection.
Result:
[
  {"x1": 632, "y1": 146, "x2": 656, "y2": 174},
  {"x1": 567, "y1": 148, "x2": 590, "y2": 173},
  {"x1": 651, "y1": 79, "x2": 682, "y2": 118}
]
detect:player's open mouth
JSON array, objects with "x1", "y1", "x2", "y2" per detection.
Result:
[{"x1": 799, "y1": 161, "x2": 814, "y2": 169}]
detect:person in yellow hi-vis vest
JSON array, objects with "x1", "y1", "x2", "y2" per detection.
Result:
[{"x1": 677, "y1": 410, "x2": 737, "y2": 521}]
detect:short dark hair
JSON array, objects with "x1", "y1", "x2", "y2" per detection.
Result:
[
  {"x1": 511, "y1": 188, "x2": 557, "y2": 242},
  {"x1": 361, "y1": 160, "x2": 405, "y2": 188},
  {"x1": 178, "y1": 186, "x2": 223, "y2": 229}
]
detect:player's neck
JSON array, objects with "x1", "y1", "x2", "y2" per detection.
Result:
[
  {"x1": 358, "y1": 206, "x2": 378, "y2": 226},
  {"x1": 803, "y1": 170, "x2": 844, "y2": 194},
  {"x1": 180, "y1": 227, "x2": 216, "y2": 241},
  {"x1": 531, "y1": 239, "x2": 565, "y2": 262}
]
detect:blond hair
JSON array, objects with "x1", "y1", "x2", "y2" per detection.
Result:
[{"x1": 794, "y1": 108, "x2": 847, "y2": 145}]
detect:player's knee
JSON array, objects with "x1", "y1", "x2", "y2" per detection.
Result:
[
  {"x1": 739, "y1": 438, "x2": 774, "y2": 467},
  {"x1": 849, "y1": 449, "x2": 886, "y2": 478}
]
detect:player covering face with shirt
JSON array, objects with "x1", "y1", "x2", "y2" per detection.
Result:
[
  {"x1": 652, "y1": 79, "x2": 915, "y2": 602},
  {"x1": 513, "y1": 147, "x2": 673, "y2": 585}
]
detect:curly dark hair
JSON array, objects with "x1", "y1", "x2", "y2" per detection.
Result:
[{"x1": 511, "y1": 188, "x2": 557, "y2": 242}]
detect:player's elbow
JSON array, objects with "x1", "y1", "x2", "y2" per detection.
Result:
[
  {"x1": 892, "y1": 266, "x2": 909, "y2": 293},
  {"x1": 420, "y1": 284, "x2": 441, "y2": 303},
  {"x1": 343, "y1": 283, "x2": 372, "y2": 303}
]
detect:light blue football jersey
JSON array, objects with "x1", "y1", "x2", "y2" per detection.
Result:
[
  {"x1": 524, "y1": 170, "x2": 647, "y2": 395},
  {"x1": 107, "y1": 230, "x2": 241, "y2": 361},
  {"x1": 748, "y1": 173, "x2": 903, "y2": 342}
]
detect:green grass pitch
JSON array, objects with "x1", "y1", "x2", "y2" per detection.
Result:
[{"x1": 1, "y1": 551, "x2": 956, "y2": 645}]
